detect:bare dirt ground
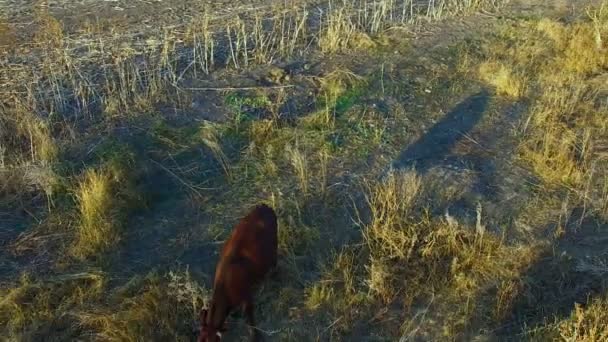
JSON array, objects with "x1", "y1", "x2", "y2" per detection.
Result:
[{"x1": 3, "y1": 0, "x2": 322, "y2": 36}]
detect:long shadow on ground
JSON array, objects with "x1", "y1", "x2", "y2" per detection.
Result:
[{"x1": 392, "y1": 90, "x2": 489, "y2": 173}]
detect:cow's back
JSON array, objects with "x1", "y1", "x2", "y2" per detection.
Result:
[{"x1": 214, "y1": 204, "x2": 277, "y2": 286}]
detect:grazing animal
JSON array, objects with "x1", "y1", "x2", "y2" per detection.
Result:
[{"x1": 198, "y1": 204, "x2": 278, "y2": 342}]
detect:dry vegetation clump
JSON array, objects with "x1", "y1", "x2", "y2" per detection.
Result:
[
  {"x1": 33, "y1": 8, "x2": 64, "y2": 50},
  {"x1": 0, "y1": 270, "x2": 205, "y2": 341},
  {"x1": 476, "y1": 2, "x2": 608, "y2": 203},
  {"x1": 0, "y1": 94, "x2": 60, "y2": 219},
  {"x1": 525, "y1": 293, "x2": 608, "y2": 341},
  {"x1": 363, "y1": 171, "x2": 539, "y2": 332},
  {"x1": 303, "y1": 170, "x2": 542, "y2": 338},
  {"x1": 0, "y1": 272, "x2": 105, "y2": 340},
  {"x1": 0, "y1": 98, "x2": 57, "y2": 166},
  {"x1": 319, "y1": 5, "x2": 357, "y2": 53},
  {"x1": 224, "y1": 69, "x2": 366, "y2": 184},
  {"x1": 555, "y1": 296, "x2": 608, "y2": 342},
  {"x1": 72, "y1": 152, "x2": 140, "y2": 259},
  {"x1": 304, "y1": 247, "x2": 367, "y2": 324},
  {"x1": 317, "y1": 0, "x2": 506, "y2": 54},
  {"x1": 478, "y1": 61, "x2": 527, "y2": 98},
  {"x1": 73, "y1": 168, "x2": 119, "y2": 258},
  {"x1": 78, "y1": 271, "x2": 207, "y2": 341},
  {"x1": 0, "y1": 17, "x2": 16, "y2": 50},
  {"x1": 199, "y1": 123, "x2": 233, "y2": 180}
]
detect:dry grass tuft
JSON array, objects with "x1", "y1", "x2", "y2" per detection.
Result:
[
  {"x1": 185, "y1": 11, "x2": 215, "y2": 74},
  {"x1": 532, "y1": 294, "x2": 608, "y2": 341},
  {"x1": 73, "y1": 154, "x2": 138, "y2": 259},
  {"x1": 200, "y1": 123, "x2": 232, "y2": 180},
  {"x1": 0, "y1": 17, "x2": 16, "y2": 50},
  {"x1": 304, "y1": 248, "x2": 365, "y2": 319},
  {"x1": 297, "y1": 167, "x2": 542, "y2": 339},
  {"x1": 356, "y1": 170, "x2": 541, "y2": 336},
  {"x1": 33, "y1": 7, "x2": 64, "y2": 49},
  {"x1": 0, "y1": 99, "x2": 57, "y2": 165},
  {"x1": 319, "y1": 6, "x2": 357, "y2": 54},
  {"x1": 561, "y1": 24, "x2": 608, "y2": 75},
  {"x1": 588, "y1": 2, "x2": 608, "y2": 51},
  {"x1": 78, "y1": 271, "x2": 206, "y2": 341},
  {"x1": 0, "y1": 272, "x2": 105, "y2": 340},
  {"x1": 364, "y1": 169, "x2": 421, "y2": 260},
  {"x1": 478, "y1": 61, "x2": 526, "y2": 98},
  {"x1": 285, "y1": 143, "x2": 310, "y2": 195},
  {"x1": 557, "y1": 297, "x2": 608, "y2": 341},
  {"x1": 73, "y1": 168, "x2": 119, "y2": 258}
]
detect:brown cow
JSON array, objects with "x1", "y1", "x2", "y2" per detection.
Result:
[{"x1": 197, "y1": 203, "x2": 278, "y2": 342}]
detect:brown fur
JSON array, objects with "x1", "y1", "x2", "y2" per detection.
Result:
[{"x1": 198, "y1": 204, "x2": 278, "y2": 342}]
